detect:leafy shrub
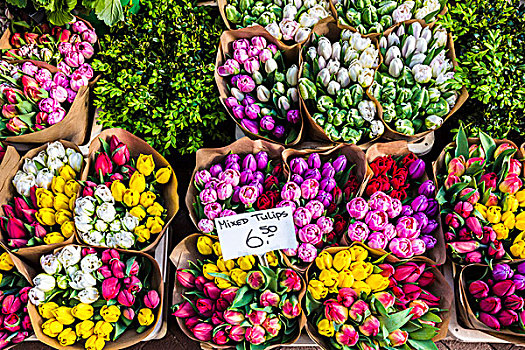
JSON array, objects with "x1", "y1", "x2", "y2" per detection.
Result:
[
  {"x1": 440, "y1": 0, "x2": 525, "y2": 139},
  {"x1": 93, "y1": 0, "x2": 230, "y2": 155}
]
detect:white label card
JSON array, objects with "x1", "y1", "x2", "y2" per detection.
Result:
[{"x1": 215, "y1": 207, "x2": 298, "y2": 261}]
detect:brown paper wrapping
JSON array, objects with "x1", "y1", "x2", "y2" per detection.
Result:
[
  {"x1": 170, "y1": 234, "x2": 307, "y2": 349},
  {"x1": 0, "y1": 140, "x2": 82, "y2": 264},
  {"x1": 0, "y1": 145, "x2": 20, "y2": 193},
  {"x1": 432, "y1": 137, "x2": 524, "y2": 265},
  {"x1": 358, "y1": 141, "x2": 446, "y2": 265},
  {"x1": 379, "y1": 19, "x2": 468, "y2": 141},
  {"x1": 79, "y1": 128, "x2": 179, "y2": 253},
  {"x1": 2, "y1": 59, "x2": 91, "y2": 147},
  {"x1": 305, "y1": 242, "x2": 452, "y2": 350},
  {"x1": 298, "y1": 17, "x2": 385, "y2": 148},
  {"x1": 215, "y1": 26, "x2": 304, "y2": 146},
  {"x1": 26, "y1": 244, "x2": 164, "y2": 350},
  {"x1": 186, "y1": 137, "x2": 286, "y2": 229},
  {"x1": 457, "y1": 262, "x2": 525, "y2": 344}
]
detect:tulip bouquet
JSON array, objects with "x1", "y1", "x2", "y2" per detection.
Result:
[
  {"x1": 223, "y1": 0, "x2": 331, "y2": 44},
  {"x1": 28, "y1": 245, "x2": 161, "y2": 349},
  {"x1": 334, "y1": 0, "x2": 446, "y2": 35},
  {"x1": 435, "y1": 128, "x2": 525, "y2": 264},
  {"x1": 299, "y1": 25, "x2": 385, "y2": 143},
  {"x1": 464, "y1": 261, "x2": 525, "y2": 334},
  {"x1": 217, "y1": 33, "x2": 302, "y2": 144},
  {"x1": 0, "y1": 59, "x2": 91, "y2": 136},
  {"x1": 371, "y1": 21, "x2": 463, "y2": 135},
  {"x1": 4, "y1": 18, "x2": 97, "y2": 74},
  {"x1": 75, "y1": 135, "x2": 173, "y2": 250},
  {"x1": 172, "y1": 235, "x2": 305, "y2": 348},
  {"x1": 306, "y1": 245, "x2": 448, "y2": 350},
  {"x1": 0, "y1": 141, "x2": 84, "y2": 248},
  {"x1": 0, "y1": 252, "x2": 33, "y2": 348}
]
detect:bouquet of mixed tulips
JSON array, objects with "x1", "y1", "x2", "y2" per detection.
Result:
[
  {"x1": 221, "y1": 0, "x2": 332, "y2": 45},
  {"x1": 172, "y1": 234, "x2": 305, "y2": 349},
  {"x1": 334, "y1": 0, "x2": 446, "y2": 35},
  {"x1": 0, "y1": 60, "x2": 92, "y2": 137},
  {"x1": 75, "y1": 130, "x2": 177, "y2": 250},
  {"x1": 371, "y1": 21, "x2": 464, "y2": 136},
  {"x1": 0, "y1": 251, "x2": 33, "y2": 349},
  {"x1": 0, "y1": 141, "x2": 84, "y2": 250},
  {"x1": 216, "y1": 30, "x2": 302, "y2": 144},
  {"x1": 28, "y1": 245, "x2": 162, "y2": 350},
  {"x1": 299, "y1": 20, "x2": 384, "y2": 144},
  {"x1": 306, "y1": 244, "x2": 451, "y2": 350},
  {"x1": 435, "y1": 128, "x2": 525, "y2": 264}
]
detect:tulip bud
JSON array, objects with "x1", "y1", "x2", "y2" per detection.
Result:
[{"x1": 480, "y1": 312, "x2": 500, "y2": 330}]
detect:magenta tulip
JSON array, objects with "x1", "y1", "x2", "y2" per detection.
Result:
[{"x1": 102, "y1": 277, "x2": 120, "y2": 300}]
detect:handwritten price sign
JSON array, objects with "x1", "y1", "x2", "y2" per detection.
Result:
[{"x1": 215, "y1": 207, "x2": 298, "y2": 261}]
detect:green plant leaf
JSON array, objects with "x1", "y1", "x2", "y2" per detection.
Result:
[
  {"x1": 379, "y1": 308, "x2": 413, "y2": 333},
  {"x1": 95, "y1": 0, "x2": 124, "y2": 26},
  {"x1": 455, "y1": 125, "x2": 469, "y2": 159}
]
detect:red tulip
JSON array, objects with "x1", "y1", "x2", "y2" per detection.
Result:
[
  {"x1": 393, "y1": 263, "x2": 424, "y2": 283},
  {"x1": 3, "y1": 313, "x2": 20, "y2": 332},
  {"x1": 479, "y1": 296, "x2": 502, "y2": 314},
  {"x1": 504, "y1": 295, "x2": 525, "y2": 310},
  {"x1": 480, "y1": 172, "x2": 498, "y2": 190},
  {"x1": 117, "y1": 290, "x2": 135, "y2": 307},
  {"x1": 94, "y1": 153, "x2": 113, "y2": 177},
  {"x1": 220, "y1": 287, "x2": 238, "y2": 304},
  {"x1": 454, "y1": 201, "x2": 473, "y2": 218},
  {"x1": 2, "y1": 205, "x2": 14, "y2": 218},
  {"x1": 9, "y1": 33, "x2": 21, "y2": 48},
  {"x1": 184, "y1": 316, "x2": 199, "y2": 330},
  {"x1": 6, "y1": 218, "x2": 27, "y2": 239},
  {"x1": 378, "y1": 263, "x2": 395, "y2": 278},
  {"x1": 192, "y1": 323, "x2": 213, "y2": 341},
  {"x1": 211, "y1": 311, "x2": 224, "y2": 326},
  {"x1": 418, "y1": 271, "x2": 435, "y2": 287},
  {"x1": 144, "y1": 290, "x2": 160, "y2": 309},
  {"x1": 499, "y1": 309, "x2": 518, "y2": 327},
  {"x1": 469, "y1": 281, "x2": 490, "y2": 298},
  {"x1": 110, "y1": 260, "x2": 125, "y2": 279},
  {"x1": 195, "y1": 298, "x2": 214, "y2": 317},
  {"x1": 203, "y1": 283, "x2": 221, "y2": 300},
  {"x1": 194, "y1": 276, "x2": 207, "y2": 291},
  {"x1": 213, "y1": 329, "x2": 229, "y2": 345},
  {"x1": 111, "y1": 141, "x2": 130, "y2": 166},
  {"x1": 403, "y1": 284, "x2": 422, "y2": 301},
  {"x1": 124, "y1": 276, "x2": 142, "y2": 293},
  {"x1": 102, "y1": 277, "x2": 120, "y2": 300},
  {"x1": 2, "y1": 295, "x2": 21, "y2": 314},
  {"x1": 172, "y1": 301, "x2": 195, "y2": 318},
  {"x1": 101, "y1": 249, "x2": 120, "y2": 264}
]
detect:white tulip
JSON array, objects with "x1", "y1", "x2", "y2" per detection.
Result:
[
  {"x1": 412, "y1": 64, "x2": 433, "y2": 83},
  {"x1": 40, "y1": 254, "x2": 62, "y2": 275},
  {"x1": 343, "y1": 48, "x2": 359, "y2": 64},
  {"x1": 78, "y1": 287, "x2": 99, "y2": 304},
  {"x1": 14, "y1": 173, "x2": 35, "y2": 197},
  {"x1": 97, "y1": 202, "x2": 117, "y2": 223},
  {"x1": 358, "y1": 100, "x2": 377, "y2": 122},
  {"x1": 66, "y1": 265, "x2": 79, "y2": 278},
  {"x1": 46, "y1": 141, "x2": 66, "y2": 160},
  {"x1": 307, "y1": 5, "x2": 329, "y2": 20},
  {"x1": 433, "y1": 27, "x2": 448, "y2": 47},
  {"x1": 396, "y1": 22, "x2": 406, "y2": 36},
  {"x1": 379, "y1": 37, "x2": 388, "y2": 50},
  {"x1": 326, "y1": 59, "x2": 340, "y2": 75},
  {"x1": 317, "y1": 55, "x2": 327, "y2": 70},
  {"x1": 318, "y1": 38, "x2": 332, "y2": 60},
  {"x1": 387, "y1": 33, "x2": 400, "y2": 48},
  {"x1": 421, "y1": 27, "x2": 432, "y2": 42},
  {"x1": 331, "y1": 42, "x2": 341, "y2": 61},
  {"x1": 425, "y1": 115, "x2": 444, "y2": 130},
  {"x1": 110, "y1": 219, "x2": 122, "y2": 232},
  {"x1": 385, "y1": 46, "x2": 401, "y2": 65},
  {"x1": 265, "y1": 22, "x2": 282, "y2": 41},
  {"x1": 446, "y1": 93, "x2": 458, "y2": 108},
  {"x1": 341, "y1": 29, "x2": 352, "y2": 41},
  {"x1": 348, "y1": 62, "x2": 363, "y2": 82},
  {"x1": 28, "y1": 288, "x2": 46, "y2": 306},
  {"x1": 370, "y1": 120, "x2": 385, "y2": 137},
  {"x1": 75, "y1": 197, "x2": 96, "y2": 217},
  {"x1": 411, "y1": 22, "x2": 423, "y2": 39},
  {"x1": 94, "y1": 185, "x2": 114, "y2": 203},
  {"x1": 336, "y1": 68, "x2": 350, "y2": 88},
  {"x1": 307, "y1": 47, "x2": 317, "y2": 61},
  {"x1": 359, "y1": 47, "x2": 378, "y2": 68},
  {"x1": 257, "y1": 85, "x2": 271, "y2": 102},
  {"x1": 82, "y1": 230, "x2": 104, "y2": 246},
  {"x1": 22, "y1": 159, "x2": 38, "y2": 175},
  {"x1": 57, "y1": 245, "x2": 81, "y2": 267},
  {"x1": 32, "y1": 151, "x2": 47, "y2": 167},
  {"x1": 115, "y1": 231, "x2": 135, "y2": 249},
  {"x1": 105, "y1": 232, "x2": 117, "y2": 248},
  {"x1": 358, "y1": 68, "x2": 375, "y2": 87},
  {"x1": 283, "y1": 4, "x2": 298, "y2": 19},
  {"x1": 298, "y1": 13, "x2": 317, "y2": 27},
  {"x1": 35, "y1": 169, "x2": 54, "y2": 189},
  {"x1": 303, "y1": 0, "x2": 316, "y2": 8},
  {"x1": 47, "y1": 157, "x2": 64, "y2": 174},
  {"x1": 293, "y1": 0, "x2": 302, "y2": 9},
  {"x1": 57, "y1": 275, "x2": 69, "y2": 289},
  {"x1": 409, "y1": 53, "x2": 427, "y2": 68},
  {"x1": 33, "y1": 273, "x2": 56, "y2": 292},
  {"x1": 402, "y1": 36, "x2": 416, "y2": 58},
  {"x1": 68, "y1": 152, "x2": 83, "y2": 173},
  {"x1": 286, "y1": 64, "x2": 299, "y2": 86},
  {"x1": 389, "y1": 58, "x2": 404, "y2": 78},
  {"x1": 265, "y1": 58, "x2": 278, "y2": 74},
  {"x1": 69, "y1": 270, "x2": 96, "y2": 290},
  {"x1": 295, "y1": 27, "x2": 311, "y2": 43},
  {"x1": 94, "y1": 219, "x2": 108, "y2": 232},
  {"x1": 350, "y1": 33, "x2": 371, "y2": 51},
  {"x1": 327, "y1": 81, "x2": 341, "y2": 95},
  {"x1": 415, "y1": 38, "x2": 428, "y2": 54},
  {"x1": 392, "y1": 1, "x2": 414, "y2": 23},
  {"x1": 317, "y1": 68, "x2": 331, "y2": 87},
  {"x1": 121, "y1": 212, "x2": 139, "y2": 232},
  {"x1": 230, "y1": 87, "x2": 244, "y2": 101},
  {"x1": 287, "y1": 87, "x2": 299, "y2": 103}
]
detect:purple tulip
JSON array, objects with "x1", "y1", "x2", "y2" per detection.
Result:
[
  {"x1": 321, "y1": 163, "x2": 335, "y2": 178},
  {"x1": 210, "y1": 164, "x2": 223, "y2": 177},
  {"x1": 250, "y1": 181, "x2": 264, "y2": 196},
  {"x1": 233, "y1": 38, "x2": 250, "y2": 51},
  {"x1": 226, "y1": 162, "x2": 241, "y2": 171},
  {"x1": 411, "y1": 195, "x2": 429, "y2": 212},
  {"x1": 225, "y1": 96, "x2": 239, "y2": 108},
  {"x1": 219, "y1": 169, "x2": 241, "y2": 186},
  {"x1": 242, "y1": 119, "x2": 260, "y2": 134},
  {"x1": 232, "y1": 187, "x2": 241, "y2": 203},
  {"x1": 333, "y1": 155, "x2": 347, "y2": 173},
  {"x1": 290, "y1": 157, "x2": 308, "y2": 175},
  {"x1": 308, "y1": 153, "x2": 322, "y2": 169},
  {"x1": 231, "y1": 105, "x2": 245, "y2": 120},
  {"x1": 499, "y1": 310, "x2": 518, "y2": 327},
  {"x1": 418, "y1": 180, "x2": 436, "y2": 197},
  {"x1": 514, "y1": 274, "x2": 525, "y2": 290},
  {"x1": 421, "y1": 235, "x2": 437, "y2": 249},
  {"x1": 317, "y1": 216, "x2": 334, "y2": 234},
  {"x1": 220, "y1": 209, "x2": 237, "y2": 217},
  {"x1": 469, "y1": 281, "x2": 490, "y2": 299},
  {"x1": 291, "y1": 174, "x2": 304, "y2": 185},
  {"x1": 273, "y1": 125, "x2": 285, "y2": 138},
  {"x1": 240, "y1": 170, "x2": 254, "y2": 185},
  {"x1": 242, "y1": 154, "x2": 257, "y2": 172},
  {"x1": 517, "y1": 262, "x2": 525, "y2": 275},
  {"x1": 347, "y1": 197, "x2": 369, "y2": 220},
  {"x1": 253, "y1": 171, "x2": 264, "y2": 183},
  {"x1": 233, "y1": 49, "x2": 249, "y2": 64},
  {"x1": 425, "y1": 199, "x2": 439, "y2": 217},
  {"x1": 287, "y1": 110, "x2": 300, "y2": 124},
  {"x1": 401, "y1": 205, "x2": 413, "y2": 217},
  {"x1": 242, "y1": 95, "x2": 256, "y2": 106},
  {"x1": 413, "y1": 212, "x2": 429, "y2": 230},
  {"x1": 480, "y1": 296, "x2": 502, "y2": 314},
  {"x1": 260, "y1": 116, "x2": 275, "y2": 131},
  {"x1": 304, "y1": 169, "x2": 321, "y2": 181},
  {"x1": 236, "y1": 75, "x2": 256, "y2": 93},
  {"x1": 493, "y1": 264, "x2": 514, "y2": 281},
  {"x1": 316, "y1": 190, "x2": 333, "y2": 208},
  {"x1": 320, "y1": 177, "x2": 336, "y2": 192},
  {"x1": 245, "y1": 104, "x2": 260, "y2": 120},
  {"x1": 301, "y1": 179, "x2": 320, "y2": 199},
  {"x1": 408, "y1": 159, "x2": 425, "y2": 179},
  {"x1": 347, "y1": 221, "x2": 370, "y2": 242},
  {"x1": 367, "y1": 231, "x2": 388, "y2": 249},
  {"x1": 365, "y1": 210, "x2": 389, "y2": 231}
]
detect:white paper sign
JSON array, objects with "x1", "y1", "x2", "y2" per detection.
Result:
[{"x1": 215, "y1": 207, "x2": 298, "y2": 261}]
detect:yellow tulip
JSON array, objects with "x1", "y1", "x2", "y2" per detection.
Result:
[
  {"x1": 94, "y1": 320, "x2": 113, "y2": 340},
  {"x1": 308, "y1": 279, "x2": 328, "y2": 300},
  {"x1": 0, "y1": 253, "x2": 13, "y2": 271},
  {"x1": 203, "y1": 264, "x2": 219, "y2": 280},
  {"x1": 134, "y1": 226, "x2": 151, "y2": 243},
  {"x1": 140, "y1": 191, "x2": 156, "y2": 208},
  {"x1": 349, "y1": 245, "x2": 368, "y2": 261},
  {"x1": 137, "y1": 154, "x2": 155, "y2": 176},
  {"x1": 69, "y1": 195, "x2": 77, "y2": 211},
  {"x1": 138, "y1": 308, "x2": 155, "y2": 326},
  {"x1": 516, "y1": 190, "x2": 525, "y2": 206},
  {"x1": 36, "y1": 208, "x2": 56, "y2": 226},
  {"x1": 53, "y1": 306, "x2": 75, "y2": 325},
  {"x1": 352, "y1": 280, "x2": 372, "y2": 295},
  {"x1": 42, "y1": 319, "x2": 63, "y2": 338},
  {"x1": 266, "y1": 251, "x2": 278, "y2": 266},
  {"x1": 55, "y1": 209, "x2": 72, "y2": 226},
  {"x1": 315, "y1": 251, "x2": 333, "y2": 270},
  {"x1": 230, "y1": 268, "x2": 247, "y2": 286},
  {"x1": 217, "y1": 257, "x2": 235, "y2": 272},
  {"x1": 338, "y1": 269, "x2": 355, "y2": 288},
  {"x1": 197, "y1": 236, "x2": 214, "y2": 255},
  {"x1": 475, "y1": 203, "x2": 487, "y2": 219},
  {"x1": 502, "y1": 211, "x2": 516, "y2": 230},
  {"x1": 123, "y1": 189, "x2": 140, "y2": 207},
  {"x1": 54, "y1": 193, "x2": 70, "y2": 211},
  {"x1": 36, "y1": 188, "x2": 54, "y2": 208},
  {"x1": 517, "y1": 212, "x2": 525, "y2": 231},
  {"x1": 61, "y1": 221, "x2": 76, "y2": 239},
  {"x1": 100, "y1": 305, "x2": 121, "y2": 323},
  {"x1": 59, "y1": 165, "x2": 76, "y2": 181},
  {"x1": 317, "y1": 319, "x2": 334, "y2": 337},
  {"x1": 130, "y1": 172, "x2": 146, "y2": 193},
  {"x1": 493, "y1": 223, "x2": 509, "y2": 240},
  {"x1": 111, "y1": 180, "x2": 127, "y2": 202},
  {"x1": 366, "y1": 274, "x2": 389, "y2": 292},
  {"x1": 350, "y1": 261, "x2": 373, "y2": 281},
  {"x1": 75, "y1": 320, "x2": 94, "y2": 339},
  {"x1": 212, "y1": 242, "x2": 222, "y2": 257},
  {"x1": 486, "y1": 206, "x2": 502, "y2": 224},
  {"x1": 147, "y1": 202, "x2": 164, "y2": 216},
  {"x1": 215, "y1": 277, "x2": 232, "y2": 289},
  {"x1": 64, "y1": 180, "x2": 81, "y2": 198},
  {"x1": 44, "y1": 232, "x2": 65, "y2": 245},
  {"x1": 130, "y1": 206, "x2": 147, "y2": 221},
  {"x1": 146, "y1": 216, "x2": 164, "y2": 234},
  {"x1": 238, "y1": 255, "x2": 255, "y2": 271},
  {"x1": 57, "y1": 328, "x2": 76, "y2": 346},
  {"x1": 71, "y1": 303, "x2": 94, "y2": 321},
  {"x1": 39, "y1": 302, "x2": 59, "y2": 319},
  {"x1": 319, "y1": 268, "x2": 339, "y2": 288},
  {"x1": 511, "y1": 241, "x2": 525, "y2": 259},
  {"x1": 155, "y1": 166, "x2": 172, "y2": 184},
  {"x1": 504, "y1": 195, "x2": 520, "y2": 212},
  {"x1": 85, "y1": 335, "x2": 105, "y2": 350},
  {"x1": 333, "y1": 250, "x2": 351, "y2": 272}
]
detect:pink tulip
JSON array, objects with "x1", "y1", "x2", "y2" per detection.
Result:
[
  {"x1": 349, "y1": 300, "x2": 369, "y2": 322},
  {"x1": 247, "y1": 271, "x2": 265, "y2": 290},
  {"x1": 220, "y1": 287, "x2": 238, "y2": 304},
  {"x1": 282, "y1": 296, "x2": 301, "y2": 319},
  {"x1": 123, "y1": 308, "x2": 135, "y2": 321},
  {"x1": 279, "y1": 269, "x2": 302, "y2": 292},
  {"x1": 324, "y1": 299, "x2": 348, "y2": 324},
  {"x1": 245, "y1": 325, "x2": 265, "y2": 345},
  {"x1": 223, "y1": 309, "x2": 245, "y2": 325},
  {"x1": 367, "y1": 231, "x2": 388, "y2": 250},
  {"x1": 454, "y1": 201, "x2": 473, "y2": 218},
  {"x1": 375, "y1": 292, "x2": 395, "y2": 309},
  {"x1": 495, "y1": 143, "x2": 516, "y2": 158},
  {"x1": 203, "y1": 283, "x2": 221, "y2": 300},
  {"x1": 388, "y1": 329, "x2": 408, "y2": 346},
  {"x1": 213, "y1": 329, "x2": 229, "y2": 345},
  {"x1": 6, "y1": 218, "x2": 27, "y2": 239},
  {"x1": 499, "y1": 174, "x2": 523, "y2": 194},
  {"x1": 409, "y1": 300, "x2": 430, "y2": 319},
  {"x1": 336, "y1": 324, "x2": 359, "y2": 346},
  {"x1": 64, "y1": 50, "x2": 84, "y2": 67},
  {"x1": 480, "y1": 172, "x2": 498, "y2": 190},
  {"x1": 359, "y1": 315, "x2": 380, "y2": 336},
  {"x1": 76, "y1": 42, "x2": 94, "y2": 59},
  {"x1": 117, "y1": 289, "x2": 135, "y2": 307},
  {"x1": 176, "y1": 270, "x2": 195, "y2": 288},
  {"x1": 111, "y1": 259, "x2": 126, "y2": 279},
  {"x1": 192, "y1": 323, "x2": 213, "y2": 341},
  {"x1": 262, "y1": 316, "x2": 281, "y2": 337},
  {"x1": 82, "y1": 29, "x2": 98, "y2": 44},
  {"x1": 448, "y1": 156, "x2": 465, "y2": 176},
  {"x1": 509, "y1": 159, "x2": 522, "y2": 176},
  {"x1": 98, "y1": 265, "x2": 112, "y2": 279},
  {"x1": 111, "y1": 141, "x2": 130, "y2": 166},
  {"x1": 365, "y1": 210, "x2": 389, "y2": 231},
  {"x1": 448, "y1": 241, "x2": 481, "y2": 254},
  {"x1": 347, "y1": 221, "x2": 370, "y2": 242},
  {"x1": 18, "y1": 287, "x2": 30, "y2": 304},
  {"x1": 95, "y1": 153, "x2": 113, "y2": 177},
  {"x1": 173, "y1": 301, "x2": 196, "y2": 318},
  {"x1": 3, "y1": 314, "x2": 20, "y2": 332},
  {"x1": 124, "y1": 276, "x2": 142, "y2": 293},
  {"x1": 196, "y1": 298, "x2": 215, "y2": 318},
  {"x1": 102, "y1": 277, "x2": 120, "y2": 300},
  {"x1": 229, "y1": 325, "x2": 245, "y2": 342},
  {"x1": 389, "y1": 238, "x2": 414, "y2": 259},
  {"x1": 444, "y1": 174, "x2": 460, "y2": 190},
  {"x1": 260, "y1": 290, "x2": 280, "y2": 307},
  {"x1": 459, "y1": 188, "x2": 480, "y2": 204},
  {"x1": 2, "y1": 295, "x2": 21, "y2": 314},
  {"x1": 247, "y1": 310, "x2": 267, "y2": 325},
  {"x1": 337, "y1": 288, "x2": 358, "y2": 308},
  {"x1": 195, "y1": 276, "x2": 207, "y2": 291},
  {"x1": 21, "y1": 315, "x2": 31, "y2": 331}
]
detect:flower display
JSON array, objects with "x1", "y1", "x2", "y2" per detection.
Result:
[
  {"x1": 436, "y1": 128, "x2": 525, "y2": 264},
  {"x1": 370, "y1": 22, "x2": 463, "y2": 135},
  {"x1": 299, "y1": 25, "x2": 385, "y2": 143},
  {"x1": 28, "y1": 245, "x2": 161, "y2": 349},
  {"x1": 172, "y1": 235, "x2": 304, "y2": 347},
  {"x1": 75, "y1": 135, "x2": 172, "y2": 250},
  {"x1": 0, "y1": 141, "x2": 84, "y2": 248},
  {"x1": 223, "y1": 0, "x2": 331, "y2": 44},
  {"x1": 0, "y1": 252, "x2": 33, "y2": 348},
  {"x1": 334, "y1": 0, "x2": 446, "y2": 35},
  {"x1": 0, "y1": 60, "x2": 92, "y2": 136},
  {"x1": 217, "y1": 34, "x2": 301, "y2": 143},
  {"x1": 306, "y1": 245, "x2": 446, "y2": 349}
]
